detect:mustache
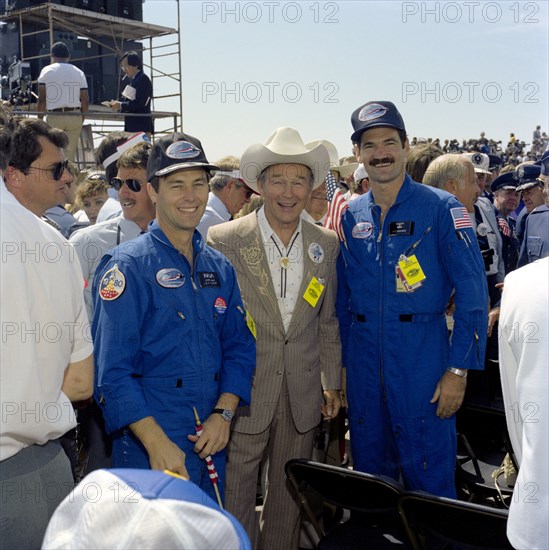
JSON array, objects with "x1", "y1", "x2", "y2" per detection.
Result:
[{"x1": 369, "y1": 157, "x2": 394, "y2": 167}]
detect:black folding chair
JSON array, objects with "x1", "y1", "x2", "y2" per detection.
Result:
[
  {"x1": 285, "y1": 458, "x2": 409, "y2": 549},
  {"x1": 399, "y1": 490, "x2": 512, "y2": 549}
]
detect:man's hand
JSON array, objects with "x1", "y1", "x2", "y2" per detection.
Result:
[
  {"x1": 109, "y1": 101, "x2": 121, "y2": 112},
  {"x1": 129, "y1": 416, "x2": 189, "y2": 477},
  {"x1": 321, "y1": 390, "x2": 341, "y2": 420},
  {"x1": 430, "y1": 371, "x2": 467, "y2": 419},
  {"x1": 487, "y1": 307, "x2": 500, "y2": 337},
  {"x1": 148, "y1": 437, "x2": 189, "y2": 478},
  {"x1": 187, "y1": 413, "x2": 230, "y2": 459}
]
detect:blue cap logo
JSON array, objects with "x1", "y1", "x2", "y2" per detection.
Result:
[
  {"x1": 472, "y1": 153, "x2": 483, "y2": 166},
  {"x1": 166, "y1": 141, "x2": 201, "y2": 160},
  {"x1": 358, "y1": 103, "x2": 388, "y2": 122}
]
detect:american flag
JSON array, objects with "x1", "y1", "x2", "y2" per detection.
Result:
[
  {"x1": 450, "y1": 206, "x2": 473, "y2": 229},
  {"x1": 497, "y1": 216, "x2": 511, "y2": 237},
  {"x1": 192, "y1": 407, "x2": 222, "y2": 507},
  {"x1": 324, "y1": 171, "x2": 349, "y2": 242}
]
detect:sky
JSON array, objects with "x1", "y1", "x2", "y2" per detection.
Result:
[{"x1": 142, "y1": 0, "x2": 548, "y2": 162}]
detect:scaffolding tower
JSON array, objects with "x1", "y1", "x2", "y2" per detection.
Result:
[{"x1": 0, "y1": 1, "x2": 183, "y2": 165}]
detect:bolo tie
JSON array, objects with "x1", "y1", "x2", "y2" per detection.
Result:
[{"x1": 270, "y1": 232, "x2": 299, "y2": 298}]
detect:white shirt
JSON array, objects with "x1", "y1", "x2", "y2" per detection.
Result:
[
  {"x1": 1, "y1": 178, "x2": 93, "y2": 461},
  {"x1": 499, "y1": 258, "x2": 549, "y2": 550},
  {"x1": 257, "y1": 206, "x2": 303, "y2": 332},
  {"x1": 197, "y1": 192, "x2": 231, "y2": 239},
  {"x1": 37, "y1": 62, "x2": 88, "y2": 110},
  {"x1": 70, "y1": 216, "x2": 142, "y2": 320}
]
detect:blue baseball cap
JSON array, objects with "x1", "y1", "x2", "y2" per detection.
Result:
[
  {"x1": 488, "y1": 154, "x2": 503, "y2": 171},
  {"x1": 491, "y1": 172, "x2": 519, "y2": 193},
  {"x1": 147, "y1": 132, "x2": 219, "y2": 181},
  {"x1": 351, "y1": 101, "x2": 406, "y2": 143}
]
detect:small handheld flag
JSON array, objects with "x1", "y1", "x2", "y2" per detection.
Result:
[
  {"x1": 193, "y1": 407, "x2": 223, "y2": 508},
  {"x1": 324, "y1": 171, "x2": 349, "y2": 242}
]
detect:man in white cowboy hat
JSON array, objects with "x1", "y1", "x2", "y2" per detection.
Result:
[{"x1": 208, "y1": 127, "x2": 342, "y2": 549}]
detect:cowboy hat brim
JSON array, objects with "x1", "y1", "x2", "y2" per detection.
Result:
[{"x1": 240, "y1": 130, "x2": 330, "y2": 192}]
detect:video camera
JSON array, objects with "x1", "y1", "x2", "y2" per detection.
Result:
[{"x1": 0, "y1": 57, "x2": 34, "y2": 105}]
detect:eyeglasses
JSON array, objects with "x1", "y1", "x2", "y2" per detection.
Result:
[
  {"x1": 235, "y1": 182, "x2": 253, "y2": 199},
  {"x1": 27, "y1": 160, "x2": 69, "y2": 181},
  {"x1": 111, "y1": 177, "x2": 143, "y2": 192}
]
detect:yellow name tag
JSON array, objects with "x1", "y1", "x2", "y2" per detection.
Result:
[
  {"x1": 397, "y1": 254, "x2": 426, "y2": 286},
  {"x1": 303, "y1": 277, "x2": 325, "y2": 307},
  {"x1": 246, "y1": 308, "x2": 257, "y2": 340}
]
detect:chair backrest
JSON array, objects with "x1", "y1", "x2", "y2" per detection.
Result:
[
  {"x1": 285, "y1": 458, "x2": 404, "y2": 514},
  {"x1": 398, "y1": 491, "x2": 512, "y2": 550}
]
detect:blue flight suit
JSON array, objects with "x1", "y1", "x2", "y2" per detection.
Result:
[
  {"x1": 92, "y1": 220, "x2": 255, "y2": 500},
  {"x1": 337, "y1": 176, "x2": 488, "y2": 497},
  {"x1": 517, "y1": 204, "x2": 549, "y2": 267}
]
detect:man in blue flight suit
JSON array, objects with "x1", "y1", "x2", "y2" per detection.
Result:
[
  {"x1": 92, "y1": 133, "x2": 255, "y2": 500},
  {"x1": 517, "y1": 154, "x2": 549, "y2": 267},
  {"x1": 336, "y1": 101, "x2": 488, "y2": 498}
]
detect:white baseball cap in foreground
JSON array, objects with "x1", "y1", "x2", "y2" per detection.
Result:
[{"x1": 42, "y1": 468, "x2": 251, "y2": 549}]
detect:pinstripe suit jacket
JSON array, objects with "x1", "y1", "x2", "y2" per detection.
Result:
[{"x1": 208, "y1": 211, "x2": 342, "y2": 434}]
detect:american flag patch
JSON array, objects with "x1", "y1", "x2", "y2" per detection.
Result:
[
  {"x1": 497, "y1": 216, "x2": 511, "y2": 237},
  {"x1": 450, "y1": 207, "x2": 472, "y2": 229}
]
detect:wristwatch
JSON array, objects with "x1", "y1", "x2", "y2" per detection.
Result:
[
  {"x1": 447, "y1": 367, "x2": 467, "y2": 378},
  {"x1": 213, "y1": 408, "x2": 235, "y2": 422}
]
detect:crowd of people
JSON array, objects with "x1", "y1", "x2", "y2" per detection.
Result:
[
  {"x1": 410, "y1": 125, "x2": 547, "y2": 167},
  {"x1": 1, "y1": 90, "x2": 548, "y2": 550}
]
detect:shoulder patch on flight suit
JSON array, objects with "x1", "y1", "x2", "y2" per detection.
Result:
[{"x1": 99, "y1": 264, "x2": 126, "y2": 300}]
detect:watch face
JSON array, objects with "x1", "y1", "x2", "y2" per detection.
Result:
[{"x1": 222, "y1": 409, "x2": 234, "y2": 421}]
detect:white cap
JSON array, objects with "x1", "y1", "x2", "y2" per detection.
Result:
[
  {"x1": 42, "y1": 469, "x2": 251, "y2": 549},
  {"x1": 354, "y1": 164, "x2": 369, "y2": 182},
  {"x1": 462, "y1": 152, "x2": 490, "y2": 174},
  {"x1": 103, "y1": 132, "x2": 150, "y2": 169}
]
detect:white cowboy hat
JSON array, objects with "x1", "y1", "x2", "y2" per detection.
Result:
[
  {"x1": 337, "y1": 161, "x2": 359, "y2": 178},
  {"x1": 240, "y1": 127, "x2": 330, "y2": 192},
  {"x1": 306, "y1": 139, "x2": 358, "y2": 179}
]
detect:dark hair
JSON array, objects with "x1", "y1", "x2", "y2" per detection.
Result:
[
  {"x1": 51, "y1": 41, "x2": 70, "y2": 59},
  {"x1": 406, "y1": 143, "x2": 443, "y2": 183},
  {"x1": 120, "y1": 51, "x2": 142, "y2": 70},
  {"x1": 117, "y1": 142, "x2": 151, "y2": 171},
  {"x1": 9, "y1": 118, "x2": 68, "y2": 173},
  {"x1": 353, "y1": 128, "x2": 407, "y2": 148},
  {"x1": 0, "y1": 106, "x2": 14, "y2": 171},
  {"x1": 94, "y1": 131, "x2": 133, "y2": 182},
  {"x1": 150, "y1": 170, "x2": 212, "y2": 193}
]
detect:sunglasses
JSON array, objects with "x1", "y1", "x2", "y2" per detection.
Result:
[
  {"x1": 28, "y1": 160, "x2": 69, "y2": 181},
  {"x1": 111, "y1": 177, "x2": 143, "y2": 192}
]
